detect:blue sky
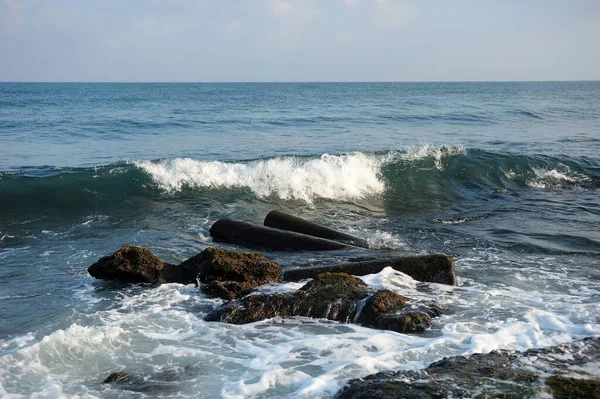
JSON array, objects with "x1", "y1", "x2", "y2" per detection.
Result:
[{"x1": 1, "y1": 0, "x2": 599, "y2": 82}]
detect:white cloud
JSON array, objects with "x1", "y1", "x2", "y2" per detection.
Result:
[
  {"x1": 342, "y1": 0, "x2": 358, "y2": 8},
  {"x1": 374, "y1": 0, "x2": 418, "y2": 28}
]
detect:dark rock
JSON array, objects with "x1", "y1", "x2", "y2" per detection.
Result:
[
  {"x1": 335, "y1": 337, "x2": 600, "y2": 399},
  {"x1": 283, "y1": 254, "x2": 456, "y2": 285},
  {"x1": 209, "y1": 219, "x2": 353, "y2": 251},
  {"x1": 206, "y1": 272, "x2": 438, "y2": 333},
  {"x1": 264, "y1": 210, "x2": 370, "y2": 248},
  {"x1": 103, "y1": 371, "x2": 132, "y2": 384},
  {"x1": 88, "y1": 245, "x2": 169, "y2": 284},
  {"x1": 102, "y1": 367, "x2": 195, "y2": 394},
  {"x1": 181, "y1": 247, "x2": 283, "y2": 299},
  {"x1": 547, "y1": 375, "x2": 600, "y2": 399},
  {"x1": 88, "y1": 246, "x2": 283, "y2": 299}
]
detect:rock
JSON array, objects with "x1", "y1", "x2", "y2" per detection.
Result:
[
  {"x1": 547, "y1": 375, "x2": 600, "y2": 399},
  {"x1": 264, "y1": 210, "x2": 370, "y2": 248},
  {"x1": 103, "y1": 371, "x2": 132, "y2": 384},
  {"x1": 88, "y1": 245, "x2": 170, "y2": 284},
  {"x1": 180, "y1": 247, "x2": 283, "y2": 299},
  {"x1": 88, "y1": 246, "x2": 283, "y2": 299},
  {"x1": 205, "y1": 272, "x2": 437, "y2": 333},
  {"x1": 102, "y1": 367, "x2": 194, "y2": 394},
  {"x1": 283, "y1": 254, "x2": 456, "y2": 285},
  {"x1": 209, "y1": 219, "x2": 353, "y2": 251},
  {"x1": 335, "y1": 337, "x2": 600, "y2": 399}
]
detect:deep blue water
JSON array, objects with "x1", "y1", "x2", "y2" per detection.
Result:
[{"x1": 0, "y1": 82, "x2": 599, "y2": 398}]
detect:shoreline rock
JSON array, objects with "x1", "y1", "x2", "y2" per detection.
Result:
[
  {"x1": 335, "y1": 336, "x2": 600, "y2": 399},
  {"x1": 88, "y1": 246, "x2": 283, "y2": 299},
  {"x1": 264, "y1": 210, "x2": 370, "y2": 248},
  {"x1": 283, "y1": 254, "x2": 456, "y2": 285},
  {"x1": 209, "y1": 219, "x2": 354, "y2": 251},
  {"x1": 205, "y1": 272, "x2": 440, "y2": 333}
]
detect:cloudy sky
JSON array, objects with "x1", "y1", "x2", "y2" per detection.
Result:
[{"x1": 1, "y1": 0, "x2": 599, "y2": 82}]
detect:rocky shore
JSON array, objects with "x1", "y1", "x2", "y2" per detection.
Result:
[
  {"x1": 336, "y1": 337, "x2": 600, "y2": 399},
  {"x1": 86, "y1": 212, "x2": 599, "y2": 398}
]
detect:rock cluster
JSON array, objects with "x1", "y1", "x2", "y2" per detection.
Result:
[
  {"x1": 206, "y1": 272, "x2": 440, "y2": 333},
  {"x1": 336, "y1": 337, "x2": 600, "y2": 399},
  {"x1": 88, "y1": 245, "x2": 442, "y2": 333},
  {"x1": 88, "y1": 245, "x2": 283, "y2": 300}
]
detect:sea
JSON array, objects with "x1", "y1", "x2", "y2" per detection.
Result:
[{"x1": 0, "y1": 82, "x2": 599, "y2": 398}]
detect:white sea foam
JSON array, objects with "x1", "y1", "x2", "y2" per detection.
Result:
[
  {"x1": 399, "y1": 144, "x2": 466, "y2": 170},
  {"x1": 135, "y1": 153, "x2": 385, "y2": 203},
  {"x1": 526, "y1": 166, "x2": 588, "y2": 189},
  {"x1": 364, "y1": 230, "x2": 410, "y2": 250},
  {"x1": 1, "y1": 257, "x2": 599, "y2": 398}
]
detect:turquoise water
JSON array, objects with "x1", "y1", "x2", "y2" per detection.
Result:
[{"x1": 1, "y1": 82, "x2": 599, "y2": 398}]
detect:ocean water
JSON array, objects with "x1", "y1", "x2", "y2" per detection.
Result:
[{"x1": 0, "y1": 82, "x2": 599, "y2": 398}]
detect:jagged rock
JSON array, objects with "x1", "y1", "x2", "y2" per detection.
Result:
[
  {"x1": 88, "y1": 246, "x2": 283, "y2": 299},
  {"x1": 180, "y1": 247, "x2": 283, "y2": 299},
  {"x1": 205, "y1": 272, "x2": 438, "y2": 333},
  {"x1": 335, "y1": 336, "x2": 600, "y2": 399}
]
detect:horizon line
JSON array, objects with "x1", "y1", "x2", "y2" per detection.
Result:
[{"x1": 1, "y1": 79, "x2": 599, "y2": 84}]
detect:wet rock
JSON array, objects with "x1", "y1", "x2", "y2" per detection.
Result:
[
  {"x1": 88, "y1": 246, "x2": 283, "y2": 299},
  {"x1": 206, "y1": 272, "x2": 437, "y2": 333},
  {"x1": 103, "y1": 371, "x2": 132, "y2": 384},
  {"x1": 264, "y1": 210, "x2": 370, "y2": 248},
  {"x1": 335, "y1": 336, "x2": 600, "y2": 399},
  {"x1": 88, "y1": 245, "x2": 170, "y2": 284},
  {"x1": 102, "y1": 371, "x2": 168, "y2": 393},
  {"x1": 283, "y1": 254, "x2": 456, "y2": 285},
  {"x1": 547, "y1": 375, "x2": 600, "y2": 399},
  {"x1": 180, "y1": 247, "x2": 283, "y2": 299},
  {"x1": 102, "y1": 367, "x2": 195, "y2": 394},
  {"x1": 209, "y1": 219, "x2": 352, "y2": 251}
]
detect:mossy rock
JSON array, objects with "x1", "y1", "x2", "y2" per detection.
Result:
[
  {"x1": 88, "y1": 245, "x2": 167, "y2": 284},
  {"x1": 88, "y1": 246, "x2": 283, "y2": 299},
  {"x1": 547, "y1": 375, "x2": 600, "y2": 399},
  {"x1": 206, "y1": 272, "x2": 437, "y2": 333},
  {"x1": 180, "y1": 247, "x2": 283, "y2": 299}
]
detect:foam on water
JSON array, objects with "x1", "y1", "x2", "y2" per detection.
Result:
[
  {"x1": 133, "y1": 145, "x2": 471, "y2": 203},
  {"x1": 1, "y1": 258, "x2": 598, "y2": 398},
  {"x1": 397, "y1": 144, "x2": 467, "y2": 170},
  {"x1": 135, "y1": 153, "x2": 385, "y2": 203},
  {"x1": 526, "y1": 166, "x2": 590, "y2": 189}
]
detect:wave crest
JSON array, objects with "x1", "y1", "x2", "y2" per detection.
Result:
[{"x1": 135, "y1": 153, "x2": 385, "y2": 203}]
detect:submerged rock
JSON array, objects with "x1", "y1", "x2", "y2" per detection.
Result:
[
  {"x1": 335, "y1": 336, "x2": 600, "y2": 399},
  {"x1": 88, "y1": 246, "x2": 283, "y2": 300},
  {"x1": 102, "y1": 367, "x2": 194, "y2": 394},
  {"x1": 205, "y1": 272, "x2": 438, "y2": 333}
]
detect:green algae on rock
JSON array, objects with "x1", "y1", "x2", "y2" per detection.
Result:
[
  {"x1": 88, "y1": 246, "x2": 283, "y2": 299},
  {"x1": 205, "y1": 272, "x2": 438, "y2": 333},
  {"x1": 88, "y1": 245, "x2": 170, "y2": 284}
]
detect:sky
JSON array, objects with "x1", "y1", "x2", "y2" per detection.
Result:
[{"x1": 1, "y1": 0, "x2": 599, "y2": 82}]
